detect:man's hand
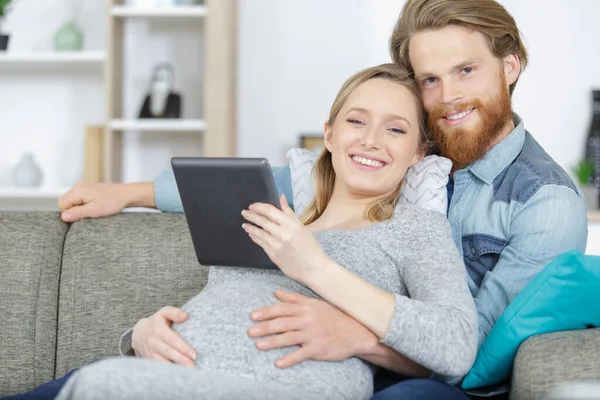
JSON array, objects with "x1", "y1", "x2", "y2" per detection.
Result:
[
  {"x1": 131, "y1": 306, "x2": 197, "y2": 368},
  {"x1": 58, "y1": 182, "x2": 129, "y2": 222},
  {"x1": 248, "y1": 290, "x2": 377, "y2": 368}
]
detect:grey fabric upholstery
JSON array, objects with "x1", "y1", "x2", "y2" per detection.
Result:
[
  {"x1": 511, "y1": 329, "x2": 600, "y2": 400},
  {"x1": 0, "y1": 210, "x2": 598, "y2": 398},
  {"x1": 55, "y1": 213, "x2": 208, "y2": 377},
  {"x1": 0, "y1": 212, "x2": 68, "y2": 395}
]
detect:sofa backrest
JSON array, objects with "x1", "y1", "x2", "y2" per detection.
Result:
[
  {"x1": 0, "y1": 212, "x2": 68, "y2": 395},
  {"x1": 0, "y1": 211, "x2": 208, "y2": 395},
  {"x1": 55, "y1": 213, "x2": 208, "y2": 377}
]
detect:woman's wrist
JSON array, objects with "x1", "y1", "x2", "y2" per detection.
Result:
[{"x1": 123, "y1": 182, "x2": 156, "y2": 208}]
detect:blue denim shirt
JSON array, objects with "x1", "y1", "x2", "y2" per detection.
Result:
[{"x1": 154, "y1": 115, "x2": 588, "y2": 394}]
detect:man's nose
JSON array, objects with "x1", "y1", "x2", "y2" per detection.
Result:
[{"x1": 440, "y1": 79, "x2": 462, "y2": 104}]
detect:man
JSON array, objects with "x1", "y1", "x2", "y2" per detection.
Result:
[{"x1": 56, "y1": 0, "x2": 587, "y2": 399}]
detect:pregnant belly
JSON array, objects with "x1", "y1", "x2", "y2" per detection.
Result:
[{"x1": 171, "y1": 277, "x2": 373, "y2": 396}]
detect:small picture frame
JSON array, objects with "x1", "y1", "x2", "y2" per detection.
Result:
[{"x1": 300, "y1": 134, "x2": 325, "y2": 154}]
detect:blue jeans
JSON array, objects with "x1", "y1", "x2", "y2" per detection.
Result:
[
  {"x1": 4, "y1": 368, "x2": 472, "y2": 400},
  {"x1": 0, "y1": 367, "x2": 80, "y2": 400},
  {"x1": 371, "y1": 378, "x2": 470, "y2": 400}
]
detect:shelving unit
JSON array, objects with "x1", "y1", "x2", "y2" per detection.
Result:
[
  {"x1": 109, "y1": 118, "x2": 206, "y2": 132},
  {"x1": 0, "y1": 51, "x2": 106, "y2": 68},
  {"x1": 110, "y1": 5, "x2": 208, "y2": 18},
  {"x1": 104, "y1": 0, "x2": 237, "y2": 182}
]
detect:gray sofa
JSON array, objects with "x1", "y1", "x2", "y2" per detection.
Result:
[{"x1": 1, "y1": 211, "x2": 598, "y2": 399}]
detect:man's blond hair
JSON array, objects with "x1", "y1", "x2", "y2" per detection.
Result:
[{"x1": 390, "y1": 0, "x2": 528, "y2": 95}]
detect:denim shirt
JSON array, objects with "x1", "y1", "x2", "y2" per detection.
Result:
[{"x1": 153, "y1": 115, "x2": 588, "y2": 395}]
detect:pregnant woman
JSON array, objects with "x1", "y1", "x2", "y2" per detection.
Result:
[{"x1": 55, "y1": 63, "x2": 477, "y2": 400}]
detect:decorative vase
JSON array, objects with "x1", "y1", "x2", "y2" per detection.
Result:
[
  {"x1": 12, "y1": 153, "x2": 44, "y2": 188},
  {"x1": 54, "y1": 21, "x2": 84, "y2": 52}
]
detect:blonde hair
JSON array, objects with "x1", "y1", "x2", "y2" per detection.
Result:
[
  {"x1": 300, "y1": 63, "x2": 428, "y2": 225},
  {"x1": 390, "y1": 0, "x2": 528, "y2": 95}
]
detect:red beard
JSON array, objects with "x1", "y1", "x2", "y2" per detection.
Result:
[{"x1": 427, "y1": 78, "x2": 513, "y2": 171}]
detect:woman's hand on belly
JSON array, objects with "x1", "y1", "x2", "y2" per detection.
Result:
[
  {"x1": 247, "y1": 289, "x2": 377, "y2": 368},
  {"x1": 132, "y1": 306, "x2": 198, "y2": 367}
]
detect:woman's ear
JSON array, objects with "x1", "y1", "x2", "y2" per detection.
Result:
[
  {"x1": 323, "y1": 121, "x2": 334, "y2": 152},
  {"x1": 409, "y1": 146, "x2": 426, "y2": 168}
]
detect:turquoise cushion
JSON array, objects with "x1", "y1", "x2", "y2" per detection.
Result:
[{"x1": 462, "y1": 250, "x2": 600, "y2": 390}]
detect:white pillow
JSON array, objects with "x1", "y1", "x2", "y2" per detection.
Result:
[{"x1": 285, "y1": 148, "x2": 452, "y2": 216}]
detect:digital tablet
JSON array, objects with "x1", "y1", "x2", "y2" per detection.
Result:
[{"x1": 171, "y1": 157, "x2": 280, "y2": 270}]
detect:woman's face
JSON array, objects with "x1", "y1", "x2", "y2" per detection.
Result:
[{"x1": 325, "y1": 78, "x2": 423, "y2": 200}]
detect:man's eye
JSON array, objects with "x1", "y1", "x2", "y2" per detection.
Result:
[
  {"x1": 422, "y1": 77, "x2": 437, "y2": 85},
  {"x1": 462, "y1": 67, "x2": 473, "y2": 74}
]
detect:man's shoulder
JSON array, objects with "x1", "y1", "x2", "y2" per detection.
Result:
[{"x1": 491, "y1": 131, "x2": 579, "y2": 205}]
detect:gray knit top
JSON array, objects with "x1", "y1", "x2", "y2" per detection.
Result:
[{"x1": 120, "y1": 204, "x2": 477, "y2": 399}]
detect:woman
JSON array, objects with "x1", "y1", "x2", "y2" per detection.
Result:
[{"x1": 47, "y1": 63, "x2": 477, "y2": 399}]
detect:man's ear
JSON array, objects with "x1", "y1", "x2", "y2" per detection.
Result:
[
  {"x1": 503, "y1": 53, "x2": 521, "y2": 87},
  {"x1": 323, "y1": 121, "x2": 334, "y2": 152}
]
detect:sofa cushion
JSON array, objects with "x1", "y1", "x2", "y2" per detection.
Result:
[
  {"x1": 286, "y1": 148, "x2": 451, "y2": 216},
  {"x1": 462, "y1": 250, "x2": 600, "y2": 390},
  {"x1": 511, "y1": 329, "x2": 600, "y2": 400},
  {"x1": 55, "y1": 213, "x2": 209, "y2": 377},
  {"x1": 0, "y1": 212, "x2": 68, "y2": 395}
]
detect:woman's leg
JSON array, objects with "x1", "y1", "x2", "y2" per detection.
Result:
[
  {"x1": 55, "y1": 357, "x2": 325, "y2": 400},
  {"x1": 370, "y1": 378, "x2": 470, "y2": 400}
]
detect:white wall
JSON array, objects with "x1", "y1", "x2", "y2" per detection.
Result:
[
  {"x1": 2, "y1": 0, "x2": 599, "y2": 183},
  {"x1": 236, "y1": 0, "x2": 600, "y2": 172}
]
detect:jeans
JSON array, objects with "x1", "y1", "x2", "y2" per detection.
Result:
[
  {"x1": 0, "y1": 368, "x2": 80, "y2": 400},
  {"x1": 372, "y1": 378, "x2": 470, "y2": 400}
]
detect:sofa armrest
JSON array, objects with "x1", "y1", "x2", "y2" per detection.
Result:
[{"x1": 511, "y1": 329, "x2": 600, "y2": 400}]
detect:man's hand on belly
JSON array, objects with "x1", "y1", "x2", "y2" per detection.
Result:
[{"x1": 247, "y1": 289, "x2": 377, "y2": 368}]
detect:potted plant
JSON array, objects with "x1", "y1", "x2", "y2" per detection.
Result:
[
  {"x1": 0, "y1": 0, "x2": 12, "y2": 51},
  {"x1": 573, "y1": 159, "x2": 598, "y2": 211}
]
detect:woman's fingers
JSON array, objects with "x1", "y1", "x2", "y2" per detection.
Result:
[
  {"x1": 159, "y1": 328, "x2": 197, "y2": 361},
  {"x1": 154, "y1": 339, "x2": 195, "y2": 368}
]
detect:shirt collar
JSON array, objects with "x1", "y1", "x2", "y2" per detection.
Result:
[{"x1": 466, "y1": 114, "x2": 526, "y2": 184}]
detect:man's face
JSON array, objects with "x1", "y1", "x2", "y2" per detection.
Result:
[{"x1": 408, "y1": 25, "x2": 519, "y2": 170}]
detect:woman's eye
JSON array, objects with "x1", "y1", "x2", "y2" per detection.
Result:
[
  {"x1": 389, "y1": 128, "x2": 406, "y2": 135},
  {"x1": 347, "y1": 118, "x2": 364, "y2": 125}
]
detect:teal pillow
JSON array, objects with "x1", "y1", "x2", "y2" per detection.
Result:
[{"x1": 462, "y1": 250, "x2": 600, "y2": 390}]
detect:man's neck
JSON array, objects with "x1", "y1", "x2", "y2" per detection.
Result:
[{"x1": 450, "y1": 116, "x2": 516, "y2": 176}]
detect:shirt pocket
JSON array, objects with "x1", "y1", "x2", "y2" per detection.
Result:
[{"x1": 462, "y1": 234, "x2": 509, "y2": 287}]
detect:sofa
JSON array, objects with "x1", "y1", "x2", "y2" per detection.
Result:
[{"x1": 1, "y1": 211, "x2": 599, "y2": 399}]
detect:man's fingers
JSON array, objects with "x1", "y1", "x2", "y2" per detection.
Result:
[
  {"x1": 250, "y1": 302, "x2": 301, "y2": 322},
  {"x1": 60, "y1": 205, "x2": 93, "y2": 222},
  {"x1": 256, "y1": 330, "x2": 304, "y2": 351},
  {"x1": 248, "y1": 316, "x2": 304, "y2": 338},
  {"x1": 276, "y1": 346, "x2": 313, "y2": 369},
  {"x1": 57, "y1": 188, "x2": 85, "y2": 213},
  {"x1": 274, "y1": 289, "x2": 307, "y2": 303}
]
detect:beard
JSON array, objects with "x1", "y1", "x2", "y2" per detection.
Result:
[{"x1": 427, "y1": 76, "x2": 513, "y2": 171}]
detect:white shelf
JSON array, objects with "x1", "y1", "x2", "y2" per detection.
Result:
[
  {"x1": 110, "y1": 5, "x2": 207, "y2": 18},
  {"x1": 109, "y1": 119, "x2": 206, "y2": 132},
  {"x1": 0, "y1": 52, "x2": 105, "y2": 68},
  {"x1": 0, "y1": 186, "x2": 69, "y2": 199}
]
